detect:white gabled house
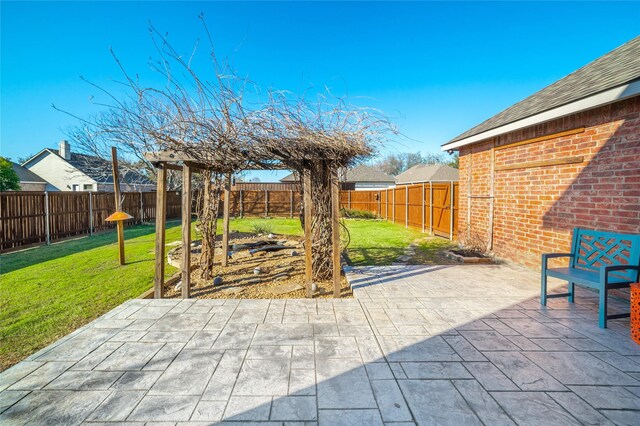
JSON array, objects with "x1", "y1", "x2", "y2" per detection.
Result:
[{"x1": 22, "y1": 140, "x2": 155, "y2": 192}]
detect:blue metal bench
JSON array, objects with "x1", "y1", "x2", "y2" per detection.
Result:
[{"x1": 541, "y1": 228, "x2": 640, "y2": 328}]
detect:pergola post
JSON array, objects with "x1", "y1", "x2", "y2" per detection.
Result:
[
  {"x1": 303, "y1": 170, "x2": 313, "y2": 298},
  {"x1": 154, "y1": 164, "x2": 167, "y2": 299},
  {"x1": 222, "y1": 173, "x2": 231, "y2": 267},
  {"x1": 181, "y1": 164, "x2": 192, "y2": 299},
  {"x1": 331, "y1": 169, "x2": 341, "y2": 298}
]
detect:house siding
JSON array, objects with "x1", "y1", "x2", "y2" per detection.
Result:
[
  {"x1": 458, "y1": 96, "x2": 640, "y2": 269},
  {"x1": 24, "y1": 152, "x2": 96, "y2": 191}
]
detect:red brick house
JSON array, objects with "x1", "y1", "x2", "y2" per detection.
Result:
[{"x1": 442, "y1": 37, "x2": 640, "y2": 268}]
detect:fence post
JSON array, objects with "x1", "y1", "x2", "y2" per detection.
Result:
[
  {"x1": 392, "y1": 187, "x2": 395, "y2": 223},
  {"x1": 239, "y1": 190, "x2": 244, "y2": 218},
  {"x1": 449, "y1": 181, "x2": 454, "y2": 240},
  {"x1": 89, "y1": 192, "x2": 93, "y2": 236},
  {"x1": 44, "y1": 191, "x2": 51, "y2": 245},
  {"x1": 290, "y1": 190, "x2": 294, "y2": 218},
  {"x1": 421, "y1": 183, "x2": 425, "y2": 233},
  {"x1": 348, "y1": 191, "x2": 351, "y2": 210},
  {"x1": 429, "y1": 182, "x2": 433, "y2": 235},
  {"x1": 405, "y1": 185, "x2": 409, "y2": 228},
  {"x1": 385, "y1": 189, "x2": 388, "y2": 220},
  {"x1": 377, "y1": 191, "x2": 381, "y2": 217},
  {"x1": 139, "y1": 189, "x2": 144, "y2": 223},
  {"x1": 265, "y1": 190, "x2": 269, "y2": 218}
]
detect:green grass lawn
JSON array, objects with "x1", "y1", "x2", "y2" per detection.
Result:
[{"x1": 0, "y1": 217, "x2": 453, "y2": 371}]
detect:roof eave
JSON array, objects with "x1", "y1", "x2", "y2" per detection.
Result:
[{"x1": 442, "y1": 80, "x2": 640, "y2": 151}]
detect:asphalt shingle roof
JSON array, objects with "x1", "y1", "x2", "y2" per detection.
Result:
[
  {"x1": 344, "y1": 165, "x2": 395, "y2": 183},
  {"x1": 395, "y1": 164, "x2": 459, "y2": 184},
  {"x1": 11, "y1": 162, "x2": 47, "y2": 183},
  {"x1": 447, "y1": 36, "x2": 640, "y2": 144}
]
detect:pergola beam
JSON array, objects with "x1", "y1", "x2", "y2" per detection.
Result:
[
  {"x1": 331, "y1": 169, "x2": 341, "y2": 298},
  {"x1": 303, "y1": 170, "x2": 313, "y2": 298},
  {"x1": 221, "y1": 173, "x2": 231, "y2": 268}
]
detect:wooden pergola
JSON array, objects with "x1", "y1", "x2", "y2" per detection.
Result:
[{"x1": 144, "y1": 150, "x2": 343, "y2": 300}]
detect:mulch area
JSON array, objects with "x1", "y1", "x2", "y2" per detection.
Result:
[{"x1": 163, "y1": 232, "x2": 352, "y2": 299}]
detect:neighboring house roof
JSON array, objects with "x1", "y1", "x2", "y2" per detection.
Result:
[
  {"x1": 11, "y1": 162, "x2": 47, "y2": 183},
  {"x1": 280, "y1": 172, "x2": 297, "y2": 182},
  {"x1": 24, "y1": 148, "x2": 154, "y2": 186},
  {"x1": 444, "y1": 36, "x2": 640, "y2": 150},
  {"x1": 344, "y1": 165, "x2": 395, "y2": 183},
  {"x1": 395, "y1": 164, "x2": 459, "y2": 184}
]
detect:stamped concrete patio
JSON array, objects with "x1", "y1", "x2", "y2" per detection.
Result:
[{"x1": 1, "y1": 264, "x2": 639, "y2": 425}]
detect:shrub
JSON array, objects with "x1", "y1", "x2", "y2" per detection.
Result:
[
  {"x1": 252, "y1": 222, "x2": 274, "y2": 235},
  {"x1": 340, "y1": 208, "x2": 377, "y2": 220}
]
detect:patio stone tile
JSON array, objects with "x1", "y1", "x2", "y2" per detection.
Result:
[
  {"x1": 316, "y1": 358, "x2": 377, "y2": 409},
  {"x1": 230, "y1": 309, "x2": 268, "y2": 324},
  {"x1": 600, "y1": 409, "x2": 640, "y2": 425},
  {"x1": 70, "y1": 342, "x2": 124, "y2": 370},
  {"x1": 546, "y1": 392, "x2": 614, "y2": 426},
  {"x1": 150, "y1": 350, "x2": 222, "y2": 395},
  {"x1": 484, "y1": 352, "x2": 566, "y2": 391},
  {"x1": 212, "y1": 324, "x2": 257, "y2": 349},
  {"x1": 377, "y1": 335, "x2": 461, "y2": 362},
  {"x1": 401, "y1": 362, "x2": 471, "y2": 379},
  {"x1": 398, "y1": 379, "x2": 481, "y2": 426},
  {"x1": 253, "y1": 324, "x2": 314, "y2": 346},
  {"x1": 528, "y1": 338, "x2": 575, "y2": 351},
  {"x1": 0, "y1": 390, "x2": 110, "y2": 426},
  {"x1": 370, "y1": 380, "x2": 412, "y2": 422},
  {"x1": 143, "y1": 343, "x2": 186, "y2": 371},
  {"x1": 223, "y1": 395, "x2": 271, "y2": 421},
  {"x1": 568, "y1": 385, "x2": 640, "y2": 409},
  {"x1": 318, "y1": 409, "x2": 383, "y2": 426},
  {"x1": 524, "y1": 351, "x2": 639, "y2": 386},
  {"x1": 247, "y1": 346, "x2": 292, "y2": 359},
  {"x1": 86, "y1": 390, "x2": 145, "y2": 421},
  {"x1": 0, "y1": 391, "x2": 29, "y2": 414},
  {"x1": 92, "y1": 318, "x2": 134, "y2": 329},
  {"x1": 124, "y1": 319, "x2": 156, "y2": 331},
  {"x1": 141, "y1": 331, "x2": 196, "y2": 343},
  {"x1": 452, "y1": 380, "x2": 515, "y2": 426},
  {"x1": 313, "y1": 324, "x2": 339, "y2": 336},
  {"x1": 112, "y1": 370, "x2": 163, "y2": 390},
  {"x1": 483, "y1": 319, "x2": 520, "y2": 336},
  {"x1": 315, "y1": 337, "x2": 360, "y2": 358},
  {"x1": 442, "y1": 335, "x2": 487, "y2": 361},
  {"x1": 356, "y1": 336, "x2": 385, "y2": 363},
  {"x1": 183, "y1": 330, "x2": 221, "y2": 350},
  {"x1": 365, "y1": 363, "x2": 394, "y2": 380},
  {"x1": 201, "y1": 349, "x2": 246, "y2": 401},
  {"x1": 288, "y1": 369, "x2": 315, "y2": 396},
  {"x1": 234, "y1": 358, "x2": 290, "y2": 396},
  {"x1": 491, "y1": 392, "x2": 581, "y2": 426},
  {"x1": 562, "y1": 338, "x2": 610, "y2": 351},
  {"x1": 462, "y1": 362, "x2": 518, "y2": 391},
  {"x1": 0, "y1": 362, "x2": 44, "y2": 391},
  {"x1": 271, "y1": 396, "x2": 317, "y2": 421},
  {"x1": 389, "y1": 363, "x2": 407, "y2": 379},
  {"x1": 591, "y1": 351, "x2": 640, "y2": 373},
  {"x1": 283, "y1": 314, "x2": 308, "y2": 323},
  {"x1": 503, "y1": 318, "x2": 567, "y2": 339},
  {"x1": 338, "y1": 325, "x2": 375, "y2": 336},
  {"x1": 128, "y1": 395, "x2": 199, "y2": 421},
  {"x1": 150, "y1": 314, "x2": 214, "y2": 331},
  {"x1": 8, "y1": 362, "x2": 74, "y2": 390},
  {"x1": 459, "y1": 331, "x2": 520, "y2": 352},
  {"x1": 190, "y1": 400, "x2": 227, "y2": 421},
  {"x1": 35, "y1": 328, "x2": 119, "y2": 362},
  {"x1": 95, "y1": 342, "x2": 164, "y2": 371},
  {"x1": 126, "y1": 305, "x2": 173, "y2": 320},
  {"x1": 44, "y1": 370, "x2": 122, "y2": 390},
  {"x1": 291, "y1": 346, "x2": 315, "y2": 369}
]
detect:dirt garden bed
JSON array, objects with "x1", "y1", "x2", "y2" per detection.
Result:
[{"x1": 162, "y1": 232, "x2": 351, "y2": 299}]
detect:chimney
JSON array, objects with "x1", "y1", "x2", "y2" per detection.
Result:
[{"x1": 59, "y1": 140, "x2": 71, "y2": 160}]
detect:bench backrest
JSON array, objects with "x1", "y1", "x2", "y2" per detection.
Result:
[{"x1": 570, "y1": 228, "x2": 640, "y2": 281}]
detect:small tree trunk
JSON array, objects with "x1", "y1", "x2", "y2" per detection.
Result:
[
  {"x1": 309, "y1": 160, "x2": 334, "y2": 280},
  {"x1": 199, "y1": 170, "x2": 222, "y2": 279}
]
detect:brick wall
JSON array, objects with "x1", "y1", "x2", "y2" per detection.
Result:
[{"x1": 458, "y1": 96, "x2": 640, "y2": 269}]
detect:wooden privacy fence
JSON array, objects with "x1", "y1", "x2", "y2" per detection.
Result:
[
  {"x1": 340, "y1": 182, "x2": 459, "y2": 239},
  {"x1": 0, "y1": 191, "x2": 181, "y2": 252},
  {"x1": 1, "y1": 185, "x2": 457, "y2": 252}
]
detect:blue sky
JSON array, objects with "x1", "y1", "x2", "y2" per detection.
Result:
[{"x1": 2, "y1": 1, "x2": 639, "y2": 180}]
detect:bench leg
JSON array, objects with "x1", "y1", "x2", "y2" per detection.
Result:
[
  {"x1": 599, "y1": 287, "x2": 608, "y2": 329},
  {"x1": 541, "y1": 273, "x2": 548, "y2": 306},
  {"x1": 568, "y1": 282, "x2": 575, "y2": 303}
]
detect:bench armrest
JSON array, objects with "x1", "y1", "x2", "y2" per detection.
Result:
[
  {"x1": 600, "y1": 264, "x2": 640, "y2": 284},
  {"x1": 542, "y1": 253, "x2": 574, "y2": 269}
]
